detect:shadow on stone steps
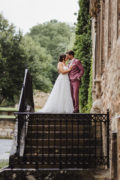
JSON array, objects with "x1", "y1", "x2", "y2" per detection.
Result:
[{"x1": 0, "y1": 167, "x2": 110, "y2": 180}]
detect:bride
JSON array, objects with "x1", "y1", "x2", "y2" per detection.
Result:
[{"x1": 38, "y1": 54, "x2": 74, "y2": 113}]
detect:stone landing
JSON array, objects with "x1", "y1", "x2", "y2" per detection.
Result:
[{"x1": 0, "y1": 167, "x2": 110, "y2": 180}]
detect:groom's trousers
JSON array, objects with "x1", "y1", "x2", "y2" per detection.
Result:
[{"x1": 70, "y1": 80, "x2": 80, "y2": 112}]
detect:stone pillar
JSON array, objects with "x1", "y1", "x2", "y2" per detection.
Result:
[
  {"x1": 111, "y1": 115, "x2": 120, "y2": 180},
  {"x1": 117, "y1": 116, "x2": 120, "y2": 180},
  {"x1": 111, "y1": 133, "x2": 117, "y2": 180}
]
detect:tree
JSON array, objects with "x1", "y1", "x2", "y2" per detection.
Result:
[
  {"x1": 0, "y1": 14, "x2": 27, "y2": 104},
  {"x1": 74, "y1": 0, "x2": 92, "y2": 112},
  {"x1": 22, "y1": 35, "x2": 53, "y2": 92},
  {"x1": 0, "y1": 14, "x2": 54, "y2": 105},
  {"x1": 28, "y1": 20, "x2": 75, "y2": 83}
]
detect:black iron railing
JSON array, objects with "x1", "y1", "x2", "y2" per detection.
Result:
[
  {"x1": 10, "y1": 111, "x2": 109, "y2": 169},
  {"x1": 10, "y1": 69, "x2": 34, "y2": 160}
]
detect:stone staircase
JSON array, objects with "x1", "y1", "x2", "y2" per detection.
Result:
[{"x1": 11, "y1": 117, "x2": 102, "y2": 169}]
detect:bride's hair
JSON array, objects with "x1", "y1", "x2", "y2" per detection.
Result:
[{"x1": 59, "y1": 54, "x2": 66, "y2": 62}]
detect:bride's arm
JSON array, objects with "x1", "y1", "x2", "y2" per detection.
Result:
[{"x1": 58, "y1": 63, "x2": 72, "y2": 74}]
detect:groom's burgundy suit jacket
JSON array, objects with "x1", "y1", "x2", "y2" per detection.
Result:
[{"x1": 68, "y1": 59, "x2": 84, "y2": 81}]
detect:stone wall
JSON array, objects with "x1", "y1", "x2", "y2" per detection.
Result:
[
  {"x1": 90, "y1": 0, "x2": 120, "y2": 179},
  {"x1": 90, "y1": 0, "x2": 120, "y2": 118},
  {"x1": 33, "y1": 90, "x2": 49, "y2": 109},
  {"x1": 101, "y1": 38, "x2": 120, "y2": 117},
  {"x1": 0, "y1": 119, "x2": 15, "y2": 139}
]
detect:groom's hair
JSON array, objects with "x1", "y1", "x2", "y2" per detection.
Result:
[{"x1": 66, "y1": 50, "x2": 74, "y2": 57}]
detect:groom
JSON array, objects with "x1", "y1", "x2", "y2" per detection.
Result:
[{"x1": 66, "y1": 50, "x2": 84, "y2": 113}]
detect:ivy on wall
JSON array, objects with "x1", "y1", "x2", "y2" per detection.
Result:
[{"x1": 74, "y1": 0, "x2": 92, "y2": 112}]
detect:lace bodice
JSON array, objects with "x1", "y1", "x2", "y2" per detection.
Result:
[
  {"x1": 57, "y1": 63, "x2": 69, "y2": 74},
  {"x1": 63, "y1": 66, "x2": 69, "y2": 70}
]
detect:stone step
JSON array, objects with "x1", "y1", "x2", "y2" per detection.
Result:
[
  {"x1": 25, "y1": 145, "x2": 101, "y2": 149},
  {"x1": 27, "y1": 131, "x2": 93, "y2": 139},
  {"x1": 25, "y1": 138, "x2": 101, "y2": 146},
  {"x1": 24, "y1": 146, "x2": 101, "y2": 154},
  {"x1": 28, "y1": 124, "x2": 92, "y2": 132},
  {"x1": 29, "y1": 120, "x2": 92, "y2": 126},
  {"x1": 11, "y1": 155, "x2": 98, "y2": 169},
  {"x1": 11, "y1": 162, "x2": 96, "y2": 169},
  {"x1": 24, "y1": 153, "x2": 100, "y2": 157}
]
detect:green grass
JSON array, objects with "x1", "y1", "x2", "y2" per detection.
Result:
[
  {"x1": 0, "y1": 107, "x2": 40, "y2": 113},
  {"x1": 0, "y1": 160, "x2": 9, "y2": 169},
  {"x1": 0, "y1": 115, "x2": 15, "y2": 119},
  {"x1": 0, "y1": 107, "x2": 17, "y2": 112},
  {"x1": 0, "y1": 136, "x2": 13, "y2": 139}
]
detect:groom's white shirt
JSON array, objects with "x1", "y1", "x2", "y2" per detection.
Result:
[{"x1": 69, "y1": 58, "x2": 75, "y2": 67}]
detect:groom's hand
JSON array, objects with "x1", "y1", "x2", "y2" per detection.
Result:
[{"x1": 77, "y1": 77, "x2": 80, "y2": 80}]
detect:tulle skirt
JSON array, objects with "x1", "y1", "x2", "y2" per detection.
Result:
[{"x1": 38, "y1": 73, "x2": 74, "y2": 113}]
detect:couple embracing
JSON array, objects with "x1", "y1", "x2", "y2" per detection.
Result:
[{"x1": 38, "y1": 50, "x2": 84, "y2": 113}]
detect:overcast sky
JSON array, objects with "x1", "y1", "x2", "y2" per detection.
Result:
[{"x1": 0, "y1": 0, "x2": 79, "y2": 34}]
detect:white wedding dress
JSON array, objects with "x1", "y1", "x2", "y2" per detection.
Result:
[{"x1": 38, "y1": 66, "x2": 74, "y2": 113}]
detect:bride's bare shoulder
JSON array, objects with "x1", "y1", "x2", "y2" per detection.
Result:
[
  {"x1": 57, "y1": 62, "x2": 63, "y2": 68},
  {"x1": 58, "y1": 62, "x2": 63, "y2": 65}
]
